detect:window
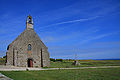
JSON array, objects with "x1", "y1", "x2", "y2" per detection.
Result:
[{"x1": 28, "y1": 44, "x2": 31, "y2": 51}]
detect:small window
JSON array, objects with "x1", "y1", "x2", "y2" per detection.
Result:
[{"x1": 28, "y1": 44, "x2": 31, "y2": 51}]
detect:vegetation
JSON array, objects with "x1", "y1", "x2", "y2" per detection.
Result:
[
  {"x1": 50, "y1": 58, "x2": 63, "y2": 62},
  {"x1": 0, "y1": 58, "x2": 6, "y2": 65},
  {"x1": 56, "y1": 59, "x2": 63, "y2": 62},
  {"x1": 1, "y1": 68, "x2": 120, "y2": 80},
  {"x1": 0, "y1": 58, "x2": 120, "y2": 80},
  {"x1": 3, "y1": 55, "x2": 6, "y2": 59},
  {"x1": 50, "y1": 58, "x2": 56, "y2": 62},
  {"x1": 50, "y1": 60, "x2": 120, "y2": 68},
  {"x1": 0, "y1": 57, "x2": 120, "y2": 68}
]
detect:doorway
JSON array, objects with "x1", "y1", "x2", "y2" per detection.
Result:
[{"x1": 28, "y1": 58, "x2": 33, "y2": 67}]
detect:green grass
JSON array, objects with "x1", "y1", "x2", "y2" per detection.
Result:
[
  {"x1": 0, "y1": 59, "x2": 120, "y2": 80},
  {"x1": 1, "y1": 68, "x2": 120, "y2": 80},
  {"x1": 50, "y1": 60, "x2": 120, "y2": 68}
]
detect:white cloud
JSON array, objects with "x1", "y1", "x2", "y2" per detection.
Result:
[
  {"x1": 41, "y1": 26, "x2": 100, "y2": 43},
  {"x1": 41, "y1": 16, "x2": 100, "y2": 28},
  {"x1": 80, "y1": 32, "x2": 120, "y2": 44}
]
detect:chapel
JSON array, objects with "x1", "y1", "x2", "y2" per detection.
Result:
[{"x1": 6, "y1": 15, "x2": 50, "y2": 67}]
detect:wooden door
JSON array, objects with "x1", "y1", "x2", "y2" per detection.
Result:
[
  {"x1": 30, "y1": 59, "x2": 33, "y2": 67},
  {"x1": 28, "y1": 59, "x2": 33, "y2": 67}
]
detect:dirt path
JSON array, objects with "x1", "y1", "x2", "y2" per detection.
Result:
[
  {"x1": 0, "y1": 65, "x2": 120, "y2": 71},
  {"x1": 28, "y1": 66, "x2": 120, "y2": 71}
]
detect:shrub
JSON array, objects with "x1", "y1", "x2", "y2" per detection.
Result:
[
  {"x1": 3, "y1": 55, "x2": 6, "y2": 58},
  {"x1": 56, "y1": 59, "x2": 63, "y2": 62},
  {"x1": 50, "y1": 58, "x2": 56, "y2": 62}
]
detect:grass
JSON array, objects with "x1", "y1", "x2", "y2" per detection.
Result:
[
  {"x1": 0, "y1": 59, "x2": 120, "y2": 80},
  {"x1": 50, "y1": 60, "x2": 120, "y2": 68},
  {"x1": 0, "y1": 68, "x2": 120, "y2": 80}
]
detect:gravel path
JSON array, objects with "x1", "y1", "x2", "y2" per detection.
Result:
[
  {"x1": 0, "y1": 65, "x2": 120, "y2": 71},
  {"x1": 28, "y1": 66, "x2": 120, "y2": 71}
]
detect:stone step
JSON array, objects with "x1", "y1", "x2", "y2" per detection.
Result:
[{"x1": 0, "y1": 73, "x2": 13, "y2": 80}]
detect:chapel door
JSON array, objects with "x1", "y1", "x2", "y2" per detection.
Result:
[{"x1": 28, "y1": 59, "x2": 33, "y2": 67}]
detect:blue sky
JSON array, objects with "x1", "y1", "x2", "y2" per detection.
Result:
[{"x1": 0, "y1": 0, "x2": 120, "y2": 59}]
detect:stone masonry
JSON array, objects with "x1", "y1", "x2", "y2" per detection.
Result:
[{"x1": 6, "y1": 15, "x2": 50, "y2": 67}]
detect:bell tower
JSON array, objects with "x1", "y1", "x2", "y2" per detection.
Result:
[{"x1": 26, "y1": 15, "x2": 33, "y2": 29}]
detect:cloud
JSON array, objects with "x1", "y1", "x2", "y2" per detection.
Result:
[
  {"x1": 79, "y1": 31, "x2": 120, "y2": 44},
  {"x1": 35, "y1": 0, "x2": 120, "y2": 27},
  {"x1": 41, "y1": 27, "x2": 100, "y2": 43},
  {"x1": 41, "y1": 16, "x2": 100, "y2": 28},
  {"x1": 50, "y1": 46, "x2": 120, "y2": 59},
  {"x1": 47, "y1": 30, "x2": 120, "y2": 59}
]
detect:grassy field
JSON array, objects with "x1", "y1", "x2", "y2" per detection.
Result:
[
  {"x1": 0, "y1": 59, "x2": 120, "y2": 80},
  {"x1": 0, "y1": 68, "x2": 120, "y2": 80},
  {"x1": 50, "y1": 60, "x2": 120, "y2": 68}
]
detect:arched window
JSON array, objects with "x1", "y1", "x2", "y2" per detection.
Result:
[{"x1": 28, "y1": 44, "x2": 31, "y2": 51}]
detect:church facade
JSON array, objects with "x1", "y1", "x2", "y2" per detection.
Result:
[{"x1": 6, "y1": 15, "x2": 50, "y2": 67}]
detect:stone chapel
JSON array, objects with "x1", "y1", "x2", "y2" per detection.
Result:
[{"x1": 6, "y1": 15, "x2": 50, "y2": 67}]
